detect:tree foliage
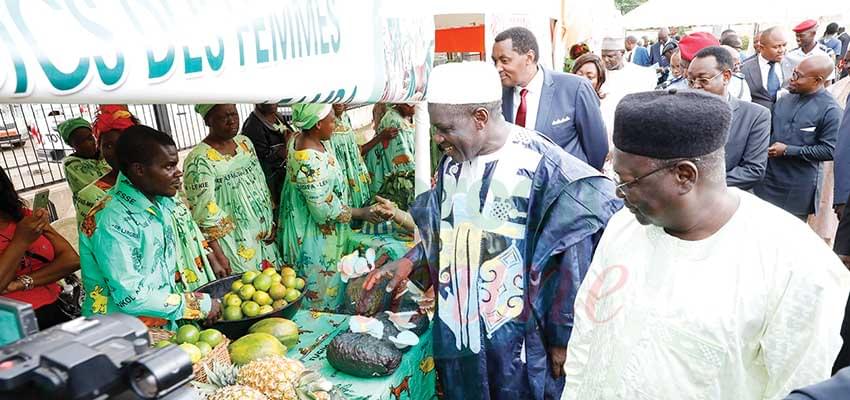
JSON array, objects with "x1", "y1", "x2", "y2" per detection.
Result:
[{"x1": 614, "y1": 0, "x2": 649, "y2": 14}]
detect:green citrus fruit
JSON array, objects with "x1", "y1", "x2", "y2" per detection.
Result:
[
  {"x1": 262, "y1": 268, "x2": 278, "y2": 276},
  {"x1": 269, "y1": 283, "x2": 287, "y2": 300},
  {"x1": 225, "y1": 295, "x2": 242, "y2": 307},
  {"x1": 241, "y1": 301, "x2": 260, "y2": 317},
  {"x1": 154, "y1": 340, "x2": 172, "y2": 349},
  {"x1": 223, "y1": 305, "x2": 243, "y2": 321},
  {"x1": 258, "y1": 305, "x2": 274, "y2": 315},
  {"x1": 272, "y1": 299, "x2": 288, "y2": 310},
  {"x1": 293, "y1": 278, "x2": 306, "y2": 290},
  {"x1": 238, "y1": 284, "x2": 256, "y2": 301},
  {"x1": 282, "y1": 275, "x2": 296, "y2": 289},
  {"x1": 270, "y1": 274, "x2": 282, "y2": 284},
  {"x1": 198, "y1": 329, "x2": 224, "y2": 347},
  {"x1": 175, "y1": 325, "x2": 200, "y2": 344},
  {"x1": 281, "y1": 267, "x2": 296, "y2": 278},
  {"x1": 253, "y1": 291, "x2": 273, "y2": 306},
  {"x1": 284, "y1": 288, "x2": 301, "y2": 302},
  {"x1": 242, "y1": 271, "x2": 258, "y2": 284},
  {"x1": 231, "y1": 280, "x2": 244, "y2": 292},
  {"x1": 252, "y1": 274, "x2": 273, "y2": 292},
  {"x1": 178, "y1": 343, "x2": 202, "y2": 363},
  {"x1": 196, "y1": 341, "x2": 213, "y2": 357}
]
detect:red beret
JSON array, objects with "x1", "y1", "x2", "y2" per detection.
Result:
[
  {"x1": 793, "y1": 19, "x2": 817, "y2": 33},
  {"x1": 679, "y1": 32, "x2": 720, "y2": 62}
]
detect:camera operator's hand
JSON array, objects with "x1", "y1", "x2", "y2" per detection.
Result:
[{"x1": 205, "y1": 298, "x2": 222, "y2": 323}]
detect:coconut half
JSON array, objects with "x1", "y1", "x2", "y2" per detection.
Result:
[{"x1": 388, "y1": 330, "x2": 420, "y2": 349}]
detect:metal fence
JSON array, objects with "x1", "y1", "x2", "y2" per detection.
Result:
[{"x1": 0, "y1": 103, "x2": 259, "y2": 193}]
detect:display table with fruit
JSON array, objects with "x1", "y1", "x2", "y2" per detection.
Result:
[{"x1": 286, "y1": 310, "x2": 436, "y2": 400}]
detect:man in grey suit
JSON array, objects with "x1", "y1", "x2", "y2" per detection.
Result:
[
  {"x1": 741, "y1": 27, "x2": 793, "y2": 113},
  {"x1": 494, "y1": 27, "x2": 608, "y2": 170},
  {"x1": 648, "y1": 28, "x2": 671, "y2": 67},
  {"x1": 754, "y1": 56, "x2": 842, "y2": 220},
  {"x1": 688, "y1": 46, "x2": 771, "y2": 189},
  {"x1": 783, "y1": 368, "x2": 850, "y2": 400}
]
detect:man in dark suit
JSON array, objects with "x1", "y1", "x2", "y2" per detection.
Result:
[
  {"x1": 494, "y1": 26, "x2": 608, "y2": 170},
  {"x1": 648, "y1": 28, "x2": 671, "y2": 68},
  {"x1": 753, "y1": 56, "x2": 842, "y2": 220},
  {"x1": 688, "y1": 46, "x2": 771, "y2": 189},
  {"x1": 838, "y1": 27, "x2": 850, "y2": 59},
  {"x1": 742, "y1": 27, "x2": 791, "y2": 113}
]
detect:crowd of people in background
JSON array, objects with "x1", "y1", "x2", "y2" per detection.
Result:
[{"x1": 4, "y1": 18, "x2": 850, "y2": 400}]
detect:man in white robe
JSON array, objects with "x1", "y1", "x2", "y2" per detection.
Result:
[{"x1": 562, "y1": 89, "x2": 850, "y2": 400}]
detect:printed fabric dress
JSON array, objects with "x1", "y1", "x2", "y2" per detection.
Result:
[
  {"x1": 328, "y1": 113, "x2": 372, "y2": 208},
  {"x1": 63, "y1": 156, "x2": 110, "y2": 196},
  {"x1": 75, "y1": 178, "x2": 217, "y2": 292},
  {"x1": 183, "y1": 135, "x2": 281, "y2": 274},
  {"x1": 278, "y1": 135, "x2": 352, "y2": 312},
  {"x1": 364, "y1": 107, "x2": 416, "y2": 210}
]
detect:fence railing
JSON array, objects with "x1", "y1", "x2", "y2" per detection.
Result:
[{"x1": 0, "y1": 104, "x2": 273, "y2": 193}]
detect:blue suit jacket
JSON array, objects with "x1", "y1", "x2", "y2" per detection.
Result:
[
  {"x1": 648, "y1": 41, "x2": 669, "y2": 67},
  {"x1": 631, "y1": 46, "x2": 651, "y2": 66},
  {"x1": 502, "y1": 68, "x2": 609, "y2": 170},
  {"x1": 833, "y1": 98, "x2": 850, "y2": 206},
  {"x1": 784, "y1": 367, "x2": 850, "y2": 399}
]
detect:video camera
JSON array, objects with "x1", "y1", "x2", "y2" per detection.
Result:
[{"x1": 0, "y1": 298, "x2": 195, "y2": 400}]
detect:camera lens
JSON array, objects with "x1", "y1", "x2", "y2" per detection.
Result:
[{"x1": 129, "y1": 366, "x2": 158, "y2": 399}]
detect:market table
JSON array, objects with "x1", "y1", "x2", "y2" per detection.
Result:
[{"x1": 287, "y1": 310, "x2": 437, "y2": 400}]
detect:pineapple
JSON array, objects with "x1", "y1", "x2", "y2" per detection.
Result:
[
  {"x1": 236, "y1": 356, "x2": 334, "y2": 400},
  {"x1": 193, "y1": 362, "x2": 240, "y2": 398},
  {"x1": 207, "y1": 385, "x2": 268, "y2": 400}
]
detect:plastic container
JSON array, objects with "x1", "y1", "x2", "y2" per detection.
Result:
[{"x1": 195, "y1": 275, "x2": 303, "y2": 339}]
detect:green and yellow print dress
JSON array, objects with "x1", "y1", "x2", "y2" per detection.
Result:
[
  {"x1": 183, "y1": 135, "x2": 281, "y2": 274},
  {"x1": 328, "y1": 113, "x2": 372, "y2": 208},
  {"x1": 63, "y1": 156, "x2": 110, "y2": 196},
  {"x1": 278, "y1": 135, "x2": 352, "y2": 312},
  {"x1": 364, "y1": 107, "x2": 416, "y2": 210}
]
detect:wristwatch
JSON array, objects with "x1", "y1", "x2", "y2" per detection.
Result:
[{"x1": 16, "y1": 275, "x2": 34, "y2": 291}]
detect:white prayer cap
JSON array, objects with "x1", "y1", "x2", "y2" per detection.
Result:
[
  {"x1": 602, "y1": 37, "x2": 625, "y2": 51},
  {"x1": 426, "y1": 62, "x2": 502, "y2": 105}
]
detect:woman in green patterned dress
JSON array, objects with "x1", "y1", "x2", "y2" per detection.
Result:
[
  {"x1": 329, "y1": 104, "x2": 372, "y2": 208},
  {"x1": 73, "y1": 112, "x2": 227, "y2": 291},
  {"x1": 361, "y1": 104, "x2": 416, "y2": 210},
  {"x1": 58, "y1": 118, "x2": 110, "y2": 196},
  {"x1": 278, "y1": 104, "x2": 386, "y2": 311},
  {"x1": 183, "y1": 104, "x2": 281, "y2": 274}
]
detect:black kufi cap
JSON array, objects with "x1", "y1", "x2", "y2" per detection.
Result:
[{"x1": 613, "y1": 89, "x2": 731, "y2": 159}]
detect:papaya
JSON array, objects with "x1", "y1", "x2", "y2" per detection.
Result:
[
  {"x1": 228, "y1": 333, "x2": 286, "y2": 366},
  {"x1": 248, "y1": 318, "x2": 300, "y2": 348}
]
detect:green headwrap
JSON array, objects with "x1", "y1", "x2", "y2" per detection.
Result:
[
  {"x1": 57, "y1": 117, "x2": 92, "y2": 146},
  {"x1": 194, "y1": 104, "x2": 218, "y2": 119},
  {"x1": 291, "y1": 103, "x2": 332, "y2": 131}
]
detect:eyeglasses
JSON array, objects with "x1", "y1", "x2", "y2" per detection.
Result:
[
  {"x1": 791, "y1": 70, "x2": 823, "y2": 81},
  {"x1": 614, "y1": 158, "x2": 700, "y2": 197},
  {"x1": 687, "y1": 70, "x2": 727, "y2": 88}
]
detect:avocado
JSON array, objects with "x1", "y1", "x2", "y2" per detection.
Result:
[{"x1": 326, "y1": 332, "x2": 402, "y2": 377}]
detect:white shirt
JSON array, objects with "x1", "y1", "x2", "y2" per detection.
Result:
[
  {"x1": 562, "y1": 190, "x2": 850, "y2": 400},
  {"x1": 758, "y1": 54, "x2": 785, "y2": 89},
  {"x1": 787, "y1": 45, "x2": 837, "y2": 80},
  {"x1": 599, "y1": 63, "x2": 657, "y2": 140},
  {"x1": 512, "y1": 66, "x2": 545, "y2": 130}
]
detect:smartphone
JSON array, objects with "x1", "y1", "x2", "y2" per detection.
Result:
[{"x1": 32, "y1": 189, "x2": 50, "y2": 211}]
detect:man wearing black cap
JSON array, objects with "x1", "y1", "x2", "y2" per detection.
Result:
[
  {"x1": 754, "y1": 55, "x2": 841, "y2": 221},
  {"x1": 561, "y1": 89, "x2": 850, "y2": 399}
]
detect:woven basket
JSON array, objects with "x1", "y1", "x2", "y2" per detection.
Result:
[{"x1": 147, "y1": 329, "x2": 232, "y2": 383}]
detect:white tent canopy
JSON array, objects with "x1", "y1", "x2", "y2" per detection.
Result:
[{"x1": 623, "y1": 0, "x2": 850, "y2": 30}]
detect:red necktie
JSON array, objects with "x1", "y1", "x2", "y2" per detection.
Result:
[{"x1": 515, "y1": 88, "x2": 528, "y2": 127}]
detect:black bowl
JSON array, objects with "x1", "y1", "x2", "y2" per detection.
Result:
[{"x1": 196, "y1": 275, "x2": 303, "y2": 340}]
